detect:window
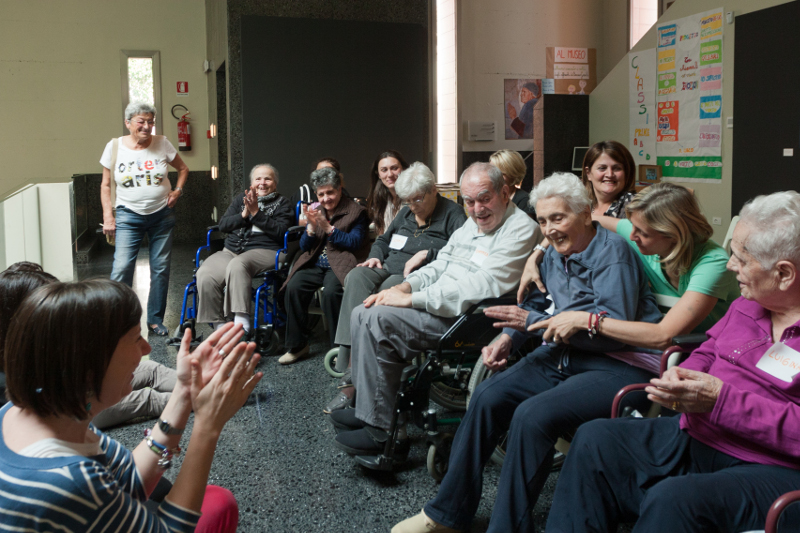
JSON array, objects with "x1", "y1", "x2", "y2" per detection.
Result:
[
  {"x1": 120, "y1": 50, "x2": 162, "y2": 135},
  {"x1": 630, "y1": 0, "x2": 659, "y2": 49},
  {"x1": 436, "y1": 0, "x2": 458, "y2": 184}
]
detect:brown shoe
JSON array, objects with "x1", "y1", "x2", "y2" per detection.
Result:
[
  {"x1": 391, "y1": 510, "x2": 461, "y2": 533},
  {"x1": 278, "y1": 344, "x2": 310, "y2": 365}
]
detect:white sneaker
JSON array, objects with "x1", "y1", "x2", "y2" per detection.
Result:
[
  {"x1": 278, "y1": 345, "x2": 310, "y2": 365},
  {"x1": 391, "y1": 509, "x2": 461, "y2": 533}
]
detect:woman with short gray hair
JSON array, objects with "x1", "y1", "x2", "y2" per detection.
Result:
[
  {"x1": 99, "y1": 101, "x2": 190, "y2": 336},
  {"x1": 195, "y1": 163, "x2": 294, "y2": 333},
  {"x1": 280, "y1": 167, "x2": 370, "y2": 365},
  {"x1": 324, "y1": 163, "x2": 467, "y2": 413}
]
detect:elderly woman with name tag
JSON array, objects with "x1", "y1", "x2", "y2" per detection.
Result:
[{"x1": 544, "y1": 191, "x2": 800, "y2": 533}]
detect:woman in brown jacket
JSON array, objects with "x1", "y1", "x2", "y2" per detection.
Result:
[{"x1": 280, "y1": 167, "x2": 369, "y2": 364}]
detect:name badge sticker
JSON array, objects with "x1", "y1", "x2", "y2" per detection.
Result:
[
  {"x1": 756, "y1": 342, "x2": 800, "y2": 383},
  {"x1": 389, "y1": 234, "x2": 408, "y2": 250},
  {"x1": 470, "y1": 248, "x2": 489, "y2": 266}
]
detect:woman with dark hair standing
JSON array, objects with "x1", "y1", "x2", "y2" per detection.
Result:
[
  {"x1": 580, "y1": 140, "x2": 636, "y2": 219},
  {"x1": 366, "y1": 150, "x2": 409, "y2": 235},
  {"x1": 0, "y1": 279, "x2": 260, "y2": 532}
]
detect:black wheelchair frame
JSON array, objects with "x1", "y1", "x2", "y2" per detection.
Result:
[{"x1": 354, "y1": 296, "x2": 516, "y2": 479}]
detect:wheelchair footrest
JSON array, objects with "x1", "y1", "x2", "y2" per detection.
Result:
[{"x1": 354, "y1": 454, "x2": 396, "y2": 471}]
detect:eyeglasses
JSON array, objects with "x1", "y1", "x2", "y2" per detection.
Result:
[
  {"x1": 132, "y1": 119, "x2": 156, "y2": 127},
  {"x1": 402, "y1": 192, "x2": 427, "y2": 206}
]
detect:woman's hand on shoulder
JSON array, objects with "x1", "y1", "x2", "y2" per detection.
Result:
[{"x1": 518, "y1": 246, "x2": 547, "y2": 303}]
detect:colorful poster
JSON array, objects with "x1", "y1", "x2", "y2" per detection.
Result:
[
  {"x1": 629, "y1": 49, "x2": 657, "y2": 166},
  {"x1": 655, "y1": 8, "x2": 724, "y2": 182}
]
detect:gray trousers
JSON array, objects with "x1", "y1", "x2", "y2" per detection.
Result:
[
  {"x1": 351, "y1": 304, "x2": 457, "y2": 430},
  {"x1": 196, "y1": 248, "x2": 278, "y2": 323},
  {"x1": 92, "y1": 360, "x2": 176, "y2": 429},
  {"x1": 333, "y1": 266, "x2": 404, "y2": 347}
]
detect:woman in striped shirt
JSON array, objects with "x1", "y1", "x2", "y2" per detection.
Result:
[{"x1": 0, "y1": 279, "x2": 261, "y2": 532}]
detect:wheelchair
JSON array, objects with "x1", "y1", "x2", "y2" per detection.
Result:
[
  {"x1": 353, "y1": 296, "x2": 518, "y2": 480},
  {"x1": 173, "y1": 221, "x2": 305, "y2": 357}
]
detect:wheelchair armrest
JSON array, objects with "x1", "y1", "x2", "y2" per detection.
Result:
[
  {"x1": 462, "y1": 295, "x2": 518, "y2": 315},
  {"x1": 207, "y1": 225, "x2": 220, "y2": 232},
  {"x1": 671, "y1": 333, "x2": 707, "y2": 347},
  {"x1": 660, "y1": 344, "x2": 697, "y2": 377},
  {"x1": 766, "y1": 490, "x2": 800, "y2": 533},
  {"x1": 610, "y1": 383, "x2": 649, "y2": 419}
]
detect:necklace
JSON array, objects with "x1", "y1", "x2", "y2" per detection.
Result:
[{"x1": 414, "y1": 216, "x2": 432, "y2": 238}]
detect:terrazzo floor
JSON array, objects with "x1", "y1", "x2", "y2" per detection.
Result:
[{"x1": 81, "y1": 242, "x2": 631, "y2": 533}]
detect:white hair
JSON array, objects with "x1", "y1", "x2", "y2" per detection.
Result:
[
  {"x1": 250, "y1": 163, "x2": 279, "y2": 184},
  {"x1": 529, "y1": 172, "x2": 591, "y2": 214},
  {"x1": 124, "y1": 102, "x2": 157, "y2": 121},
  {"x1": 459, "y1": 162, "x2": 505, "y2": 194},
  {"x1": 395, "y1": 162, "x2": 437, "y2": 200},
  {"x1": 739, "y1": 190, "x2": 800, "y2": 268}
]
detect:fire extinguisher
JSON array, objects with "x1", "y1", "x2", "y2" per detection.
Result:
[{"x1": 172, "y1": 104, "x2": 191, "y2": 152}]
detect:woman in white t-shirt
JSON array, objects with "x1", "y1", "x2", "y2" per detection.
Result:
[{"x1": 100, "y1": 102, "x2": 189, "y2": 336}]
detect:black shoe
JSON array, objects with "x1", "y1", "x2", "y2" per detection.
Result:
[
  {"x1": 334, "y1": 425, "x2": 410, "y2": 457},
  {"x1": 328, "y1": 406, "x2": 364, "y2": 431},
  {"x1": 323, "y1": 390, "x2": 354, "y2": 415},
  {"x1": 336, "y1": 368, "x2": 352, "y2": 389}
]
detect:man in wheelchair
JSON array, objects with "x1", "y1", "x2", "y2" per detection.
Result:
[
  {"x1": 394, "y1": 172, "x2": 663, "y2": 533},
  {"x1": 327, "y1": 162, "x2": 539, "y2": 458}
]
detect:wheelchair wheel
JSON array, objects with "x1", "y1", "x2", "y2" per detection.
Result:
[
  {"x1": 255, "y1": 325, "x2": 282, "y2": 357},
  {"x1": 430, "y1": 380, "x2": 467, "y2": 411},
  {"x1": 426, "y1": 434, "x2": 453, "y2": 482},
  {"x1": 324, "y1": 347, "x2": 344, "y2": 378},
  {"x1": 467, "y1": 357, "x2": 566, "y2": 471}
]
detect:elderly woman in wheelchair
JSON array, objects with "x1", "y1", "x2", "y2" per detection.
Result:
[
  {"x1": 195, "y1": 164, "x2": 295, "y2": 334},
  {"x1": 394, "y1": 174, "x2": 738, "y2": 533},
  {"x1": 544, "y1": 191, "x2": 800, "y2": 533}
]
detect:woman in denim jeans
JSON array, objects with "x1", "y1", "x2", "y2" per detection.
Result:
[{"x1": 99, "y1": 102, "x2": 189, "y2": 336}]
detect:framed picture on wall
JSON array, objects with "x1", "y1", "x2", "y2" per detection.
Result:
[{"x1": 637, "y1": 164, "x2": 662, "y2": 188}]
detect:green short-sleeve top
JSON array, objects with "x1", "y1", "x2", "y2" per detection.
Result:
[{"x1": 616, "y1": 218, "x2": 740, "y2": 333}]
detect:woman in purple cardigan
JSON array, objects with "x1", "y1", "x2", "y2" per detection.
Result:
[{"x1": 544, "y1": 191, "x2": 800, "y2": 533}]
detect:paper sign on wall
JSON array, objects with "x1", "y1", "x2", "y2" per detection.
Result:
[
  {"x1": 546, "y1": 47, "x2": 597, "y2": 95},
  {"x1": 629, "y1": 48, "x2": 657, "y2": 166},
  {"x1": 655, "y1": 8, "x2": 724, "y2": 182}
]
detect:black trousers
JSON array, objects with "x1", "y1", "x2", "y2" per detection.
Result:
[
  {"x1": 546, "y1": 415, "x2": 800, "y2": 533},
  {"x1": 424, "y1": 344, "x2": 654, "y2": 533},
  {"x1": 284, "y1": 266, "x2": 343, "y2": 349}
]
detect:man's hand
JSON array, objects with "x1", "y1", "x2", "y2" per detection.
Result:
[
  {"x1": 517, "y1": 247, "x2": 547, "y2": 303},
  {"x1": 102, "y1": 217, "x2": 116, "y2": 237},
  {"x1": 403, "y1": 250, "x2": 428, "y2": 277},
  {"x1": 527, "y1": 311, "x2": 588, "y2": 344},
  {"x1": 482, "y1": 334, "x2": 512, "y2": 371},
  {"x1": 645, "y1": 367, "x2": 723, "y2": 413},
  {"x1": 358, "y1": 258, "x2": 383, "y2": 269},
  {"x1": 483, "y1": 305, "x2": 529, "y2": 331},
  {"x1": 363, "y1": 283, "x2": 412, "y2": 308}
]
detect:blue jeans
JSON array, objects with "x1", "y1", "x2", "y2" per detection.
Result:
[
  {"x1": 424, "y1": 344, "x2": 654, "y2": 533},
  {"x1": 111, "y1": 206, "x2": 176, "y2": 325}
]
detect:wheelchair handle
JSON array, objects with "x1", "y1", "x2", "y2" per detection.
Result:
[
  {"x1": 766, "y1": 489, "x2": 800, "y2": 533},
  {"x1": 610, "y1": 383, "x2": 648, "y2": 419}
]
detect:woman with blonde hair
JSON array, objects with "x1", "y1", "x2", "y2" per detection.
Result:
[
  {"x1": 489, "y1": 149, "x2": 536, "y2": 218},
  {"x1": 525, "y1": 182, "x2": 740, "y2": 356}
]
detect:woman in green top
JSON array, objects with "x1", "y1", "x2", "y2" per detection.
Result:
[{"x1": 520, "y1": 182, "x2": 739, "y2": 350}]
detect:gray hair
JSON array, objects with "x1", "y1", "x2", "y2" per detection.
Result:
[
  {"x1": 310, "y1": 167, "x2": 341, "y2": 191},
  {"x1": 250, "y1": 163, "x2": 279, "y2": 184},
  {"x1": 530, "y1": 172, "x2": 591, "y2": 214},
  {"x1": 459, "y1": 162, "x2": 505, "y2": 194},
  {"x1": 739, "y1": 190, "x2": 800, "y2": 268},
  {"x1": 124, "y1": 102, "x2": 157, "y2": 121},
  {"x1": 395, "y1": 162, "x2": 437, "y2": 200}
]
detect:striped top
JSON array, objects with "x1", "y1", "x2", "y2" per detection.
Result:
[{"x1": 0, "y1": 403, "x2": 200, "y2": 532}]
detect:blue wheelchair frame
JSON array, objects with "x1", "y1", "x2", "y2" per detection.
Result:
[{"x1": 175, "y1": 202, "x2": 304, "y2": 352}]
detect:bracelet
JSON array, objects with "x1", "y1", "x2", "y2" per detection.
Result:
[
  {"x1": 326, "y1": 226, "x2": 335, "y2": 236},
  {"x1": 589, "y1": 311, "x2": 609, "y2": 339},
  {"x1": 174, "y1": 186, "x2": 183, "y2": 194},
  {"x1": 534, "y1": 244, "x2": 547, "y2": 254},
  {"x1": 587, "y1": 313, "x2": 595, "y2": 338},
  {"x1": 144, "y1": 429, "x2": 182, "y2": 469}
]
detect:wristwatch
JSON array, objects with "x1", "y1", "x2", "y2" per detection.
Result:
[
  {"x1": 174, "y1": 187, "x2": 183, "y2": 195},
  {"x1": 534, "y1": 244, "x2": 547, "y2": 254},
  {"x1": 158, "y1": 418, "x2": 185, "y2": 436}
]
